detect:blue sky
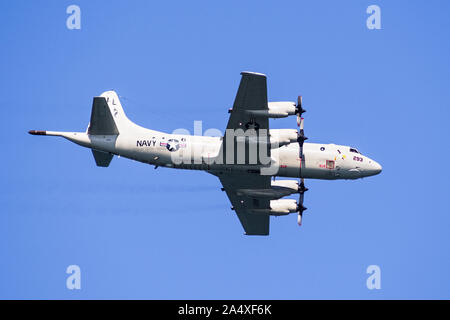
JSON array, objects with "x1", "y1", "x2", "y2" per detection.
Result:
[{"x1": 1, "y1": 0, "x2": 450, "y2": 299}]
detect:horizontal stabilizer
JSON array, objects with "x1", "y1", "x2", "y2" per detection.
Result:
[
  {"x1": 88, "y1": 97, "x2": 119, "y2": 135},
  {"x1": 92, "y1": 149, "x2": 113, "y2": 167}
]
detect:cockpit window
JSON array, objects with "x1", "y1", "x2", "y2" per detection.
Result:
[{"x1": 349, "y1": 148, "x2": 361, "y2": 154}]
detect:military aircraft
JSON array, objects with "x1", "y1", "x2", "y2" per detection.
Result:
[{"x1": 29, "y1": 71, "x2": 381, "y2": 235}]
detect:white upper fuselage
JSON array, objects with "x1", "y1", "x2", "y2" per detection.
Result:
[{"x1": 59, "y1": 124, "x2": 382, "y2": 180}]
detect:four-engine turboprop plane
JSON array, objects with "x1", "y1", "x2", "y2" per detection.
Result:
[{"x1": 29, "y1": 71, "x2": 382, "y2": 235}]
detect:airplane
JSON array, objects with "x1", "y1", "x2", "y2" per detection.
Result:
[{"x1": 29, "y1": 71, "x2": 382, "y2": 236}]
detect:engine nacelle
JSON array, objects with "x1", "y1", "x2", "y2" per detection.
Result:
[
  {"x1": 269, "y1": 129, "x2": 298, "y2": 147},
  {"x1": 268, "y1": 101, "x2": 296, "y2": 118},
  {"x1": 269, "y1": 199, "x2": 297, "y2": 215},
  {"x1": 236, "y1": 180, "x2": 298, "y2": 200},
  {"x1": 244, "y1": 101, "x2": 296, "y2": 119},
  {"x1": 234, "y1": 129, "x2": 297, "y2": 149},
  {"x1": 250, "y1": 199, "x2": 297, "y2": 216},
  {"x1": 271, "y1": 180, "x2": 299, "y2": 193}
]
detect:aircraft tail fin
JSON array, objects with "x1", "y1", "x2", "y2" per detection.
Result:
[
  {"x1": 88, "y1": 97, "x2": 119, "y2": 135},
  {"x1": 29, "y1": 90, "x2": 136, "y2": 168},
  {"x1": 87, "y1": 91, "x2": 133, "y2": 135}
]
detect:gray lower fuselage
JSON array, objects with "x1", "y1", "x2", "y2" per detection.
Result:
[{"x1": 60, "y1": 124, "x2": 382, "y2": 180}]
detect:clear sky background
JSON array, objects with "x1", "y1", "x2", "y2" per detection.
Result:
[{"x1": 1, "y1": 0, "x2": 449, "y2": 299}]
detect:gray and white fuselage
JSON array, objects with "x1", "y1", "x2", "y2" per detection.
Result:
[{"x1": 38, "y1": 97, "x2": 381, "y2": 181}]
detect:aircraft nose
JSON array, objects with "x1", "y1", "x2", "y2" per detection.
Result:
[
  {"x1": 374, "y1": 162, "x2": 382, "y2": 174},
  {"x1": 370, "y1": 161, "x2": 382, "y2": 176}
]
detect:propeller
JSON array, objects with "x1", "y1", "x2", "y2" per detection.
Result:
[
  {"x1": 297, "y1": 178, "x2": 308, "y2": 226},
  {"x1": 296, "y1": 95, "x2": 308, "y2": 160},
  {"x1": 296, "y1": 95, "x2": 306, "y2": 126},
  {"x1": 297, "y1": 117, "x2": 308, "y2": 160},
  {"x1": 295, "y1": 95, "x2": 308, "y2": 226}
]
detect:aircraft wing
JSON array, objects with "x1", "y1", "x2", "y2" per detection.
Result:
[
  {"x1": 226, "y1": 71, "x2": 269, "y2": 131},
  {"x1": 215, "y1": 173, "x2": 271, "y2": 236},
  {"x1": 221, "y1": 71, "x2": 271, "y2": 166}
]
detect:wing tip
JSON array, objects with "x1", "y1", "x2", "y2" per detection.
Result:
[
  {"x1": 244, "y1": 232, "x2": 270, "y2": 236},
  {"x1": 240, "y1": 71, "x2": 267, "y2": 78}
]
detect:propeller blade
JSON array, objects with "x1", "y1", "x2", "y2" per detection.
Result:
[
  {"x1": 297, "y1": 118, "x2": 308, "y2": 164},
  {"x1": 297, "y1": 188, "x2": 307, "y2": 212},
  {"x1": 297, "y1": 119, "x2": 308, "y2": 143},
  {"x1": 296, "y1": 95, "x2": 306, "y2": 116},
  {"x1": 299, "y1": 178, "x2": 308, "y2": 193},
  {"x1": 297, "y1": 178, "x2": 308, "y2": 227}
]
